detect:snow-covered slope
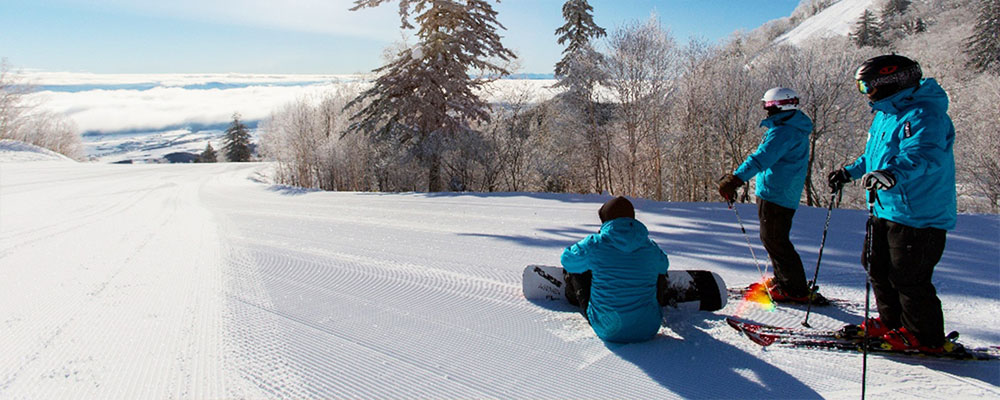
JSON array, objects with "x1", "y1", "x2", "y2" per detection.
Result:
[
  {"x1": 0, "y1": 140, "x2": 74, "y2": 162},
  {"x1": 1, "y1": 157, "x2": 997, "y2": 398},
  {"x1": 775, "y1": 0, "x2": 876, "y2": 46}
]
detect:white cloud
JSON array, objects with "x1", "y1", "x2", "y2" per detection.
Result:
[
  {"x1": 31, "y1": 77, "x2": 358, "y2": 133},
  {"x1": 25, "y1": 71, "x2": 351, "y2": 86},
  {"x1": 27, "y1": 72, "x2": 559, "y2": 135}
]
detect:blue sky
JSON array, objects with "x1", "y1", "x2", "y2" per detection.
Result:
[{"x1": 2, "y1": 0, "x2": 801, "y2": 74}]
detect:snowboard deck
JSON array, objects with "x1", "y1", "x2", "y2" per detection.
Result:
[{"x1": 522, "y1": 265, "x2": 727, "y2": 312}]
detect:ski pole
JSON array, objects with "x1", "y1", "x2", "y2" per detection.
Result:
[
  {"x1": 861, "y1": 188, "x2": 878, "y2": 400},
  {"x1": 728, "y1": 199, "x2": 774, "y2": 305},
  {"x1": 802, "y1": 186, "x2": 842, "y2": 328}
]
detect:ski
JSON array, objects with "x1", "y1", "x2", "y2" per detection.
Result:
[{"x1": 726, "y1": 317, "x2": 1000, "y2": 361}]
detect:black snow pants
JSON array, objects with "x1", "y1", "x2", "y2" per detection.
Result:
[
  {"x1": 757, "y1": 198, "x2": 810, "y2": 297},
  {"x1": 863, "y1": 217, "x2": 947, "y2": 347},
  {"x1": 564, "y1": 270, "x2": 592, "y2": 313}
]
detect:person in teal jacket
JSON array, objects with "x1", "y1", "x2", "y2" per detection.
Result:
[
  {"x1": 719, "y1": 87, "x2": 820, "y2": 303},
  {"x1": 827, "y1": 55, "x2": 956, "y2": 353},
  {"x1": 560, "y1": 196, "x2": 669, "y2": 343}
]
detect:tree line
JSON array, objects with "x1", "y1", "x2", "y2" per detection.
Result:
[{"x1": 251, "y1": 0, "x2": 997, "y2": 213}]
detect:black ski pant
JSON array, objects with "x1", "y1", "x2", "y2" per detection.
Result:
[
  {"x1": 563, "y1": 270, "x2": 592, "y2": 313},
  {"x1": 757, "y1": 198, "x2": 809, "y2": 297},
  {"x1": 863, "y1": 217, "x2": 946, "y2": 347}
]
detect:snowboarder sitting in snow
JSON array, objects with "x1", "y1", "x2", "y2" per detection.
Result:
[{"x1": 561, "y1": 196, "x2": 670, "y2": 343}]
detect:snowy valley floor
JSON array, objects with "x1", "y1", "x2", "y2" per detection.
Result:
[{"x1": 1, "y1": 160, "x2": 998, "y2": 399}]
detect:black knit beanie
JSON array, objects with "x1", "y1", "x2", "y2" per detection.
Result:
[{"x1": 598, "y1": 196, "x2": 635, "y2": 223}]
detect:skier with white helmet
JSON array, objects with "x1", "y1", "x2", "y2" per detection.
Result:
[{"x1": 719, "y1": 87, "x2": 825, "y2": 304}]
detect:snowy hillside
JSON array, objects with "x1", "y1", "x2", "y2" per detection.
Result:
[
  {"x1": 1, "y1": 153, "x2": 997, "y2": 398},
  {"x1": 774, "y1": 0, "x2": 876, "y2": 46},
  {"x1": 0, "y1": 140, "x2": 74, "y2": 162}
]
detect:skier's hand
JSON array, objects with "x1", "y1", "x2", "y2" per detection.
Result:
[
  {"x1": 718, "y1": 174, "x2": 744, "y2": 203},
  {"x1": 862, "y1": 170, "x2": 896, "y2": 191},
  {"x1": 827, "y1": 168, "x2": 851, "y2": 192}
]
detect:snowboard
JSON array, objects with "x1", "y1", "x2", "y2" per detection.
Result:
[{"x1": 522, "y1": 265, "x2": 727, "y2": 312}]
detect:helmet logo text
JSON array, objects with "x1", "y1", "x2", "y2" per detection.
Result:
[{"x1": 879, "y1": 66, "x2": 898, "y2": 75}]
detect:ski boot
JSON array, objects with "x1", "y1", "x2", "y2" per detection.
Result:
[
  {"x1": 880, "y1": 327, "x2": 945, "y2": 353},
  {"x1": 766, "y1": 283, "x2": 829, "y2": 305},
  {"x1": 836, "y1": 317, "x2": 891, "y2": 339}
]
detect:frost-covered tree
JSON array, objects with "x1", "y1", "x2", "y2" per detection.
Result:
[
  {"x1": 604, "y1": 17, "x2": 679, "y2": 198},
  {"x1": 879, "y1": 0, "x2": 912, "y2": 40},
  {"x1": 260, "y1": 88, "x2": 378, "y2": 191},
  {"x1": 0, "y1": 59, "x2": 30, "y2": 141},
  {"x1": 850, "y1": 9, "x2": 887, "y2": 48},
  {"x1": 223, "y1": 113, "x2": 252, "y2": 162},
  {"x1": 965, "y1": 0, "x2": 1000, "y2": 74},
  {"x1": 791, "y1": 0, "x2": 834, "y2": 21},
  {"x1": 346, "y1": 0, "x2": 516, "y2": 192},
  {"x1": 0, "y1": 59, "x2": 82, "y2": 159},
  {"x1": 198, "y1": 142, "x2": 217, "y2": 163},
  {"x1": 472, "y1": 82, "x2": 539, "y2": 192},
  {"x1": 880, "y1": 0, "x2": 911, "y2": 21},
  {"x1": 953, "y1": 75, "x2": 1000, "y2": 211}
]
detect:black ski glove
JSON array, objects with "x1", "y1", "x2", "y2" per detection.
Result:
[
  {"x1": 862, "y1": 170, "x2": 896, "y2": 191},
  {"x1": 718, "y1": 174, "x2": 744, "y2": 202},
  {"x1": 827, "y1": 168, "x2": 851, "y2": 192}
]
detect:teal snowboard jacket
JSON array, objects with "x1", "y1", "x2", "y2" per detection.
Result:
[
  {"x1": 561, "y1": 218, "x2": 669, "y2": 343},
  {"x1": 844, "y1": 78, "x2": 956, "y2": 230},
  {"x1": 734, "y1": 110, "x2": 814, "y2": 210}
]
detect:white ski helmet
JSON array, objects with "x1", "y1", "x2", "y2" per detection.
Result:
[{"x1": 761, "y1": 87, "x2": 800, "y2": 111}]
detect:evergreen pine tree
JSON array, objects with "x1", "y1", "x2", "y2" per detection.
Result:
[
  {"x1": 223, "y1": 113, "x2": 252, "y2": 162},
  {"x1": 966, "y1": 0, "x2": 1000, "y2": 75},
  {"x1": 347, "y1": 0, "x2": 516, "y2": 192},
  {"x1": 912, "y1": 17, "x2": 926, "y2": 33},
  {"x1": 850, "y1": 9, "x2": 887, "y2": 48},
  {"x1": 553, "y1": 0, "x2": 609, "y2": 193},
  {"x1": 199, "y1": 142, "x2": 217, "y2": 163},
  {"x1": 554, "y1": 0, "x2": 606, "y2": 85},
  {"x1": 552, "y1": 0, "x2": 608, "y2": 104}
]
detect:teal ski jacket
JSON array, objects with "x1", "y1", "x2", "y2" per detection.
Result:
[
  {"x1": 734, "y1": 110, "x2": 814, "y2": 210},
  {"x1": 561, "y1": 217, "x2": 669, "y2": 343},
  {"x1": 844, "y1": 78, "x2": 956, "y2": 230}
]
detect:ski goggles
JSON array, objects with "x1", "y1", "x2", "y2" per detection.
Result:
[
  {"x1": 856, "y1": 79, "x2": 873, "y2": 94},
  {"x1": 761, "y1": 98, "x2": 799, "y2": 109}
]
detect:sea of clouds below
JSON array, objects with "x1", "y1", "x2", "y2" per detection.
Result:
[
  {"x1": 28, "y1": 72, "x2": 558, "y2": 134},
  {"x1": 23, "y1": 72, "x2": 558, "y2": 161}
]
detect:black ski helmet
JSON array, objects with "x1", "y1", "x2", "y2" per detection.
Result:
[{"x1": 854, "y1": 55, "x2": 922, "y2": 101}]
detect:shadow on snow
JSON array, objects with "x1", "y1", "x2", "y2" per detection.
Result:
[{"x1": 611, "y1": 314, "x2": 821, "y2": 399}]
